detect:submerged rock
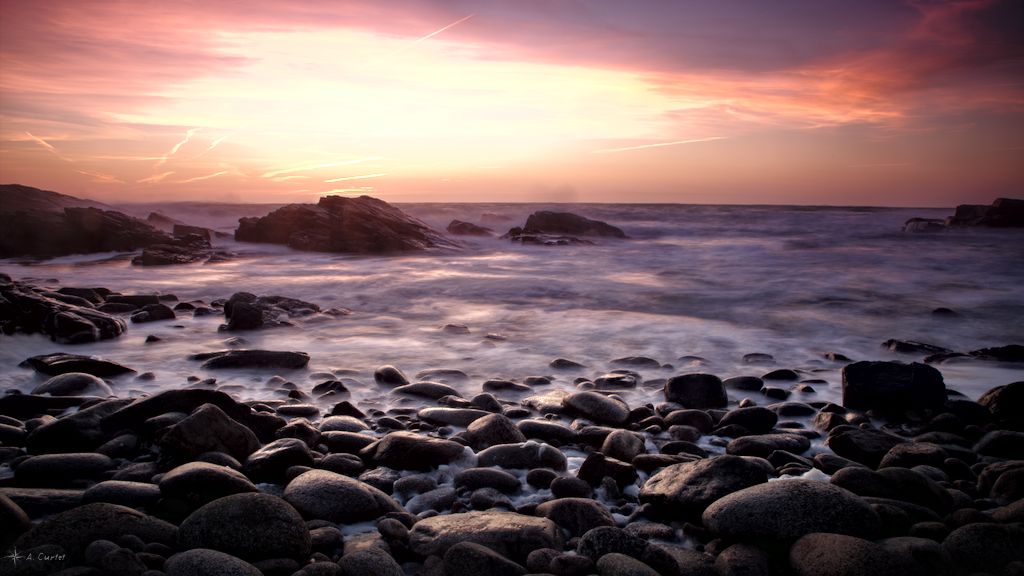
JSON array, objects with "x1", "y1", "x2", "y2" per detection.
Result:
[
  {"x1": 20, "y1": 352, "x2": 135, "y2": 377},
  {"x1": 31, "y1": 372, "x2": 112, "y2": 397},
  {"x1": 190, "y1": 349, "x2": 311, "y2": 370},
  {"x1": 447, "y1": 220, "x2": 494, "y2": 236},
  {"x1": 235, "y1": 195, "x2": 455, "y2": 253}
]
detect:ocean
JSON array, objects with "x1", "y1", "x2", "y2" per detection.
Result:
[{"x1": 2, "y1": 203, "x2": 1022, "y2": 410}]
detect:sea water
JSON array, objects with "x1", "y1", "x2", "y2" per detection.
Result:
[{"x1": 2, "y1": 203, "x2": 1022, "y2": 411}]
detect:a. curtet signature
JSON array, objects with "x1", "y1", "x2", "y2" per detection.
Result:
[{"x1": 3, "y1": 547, "x2": 67, "y2": 566}]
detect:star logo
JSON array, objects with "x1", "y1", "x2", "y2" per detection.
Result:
[{"x1": 3, "y1": 547, "x2": 23, "y2": 566}]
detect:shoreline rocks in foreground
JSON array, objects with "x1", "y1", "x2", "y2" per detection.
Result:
[{"x1": 2, "y1": 334, "x2": 1023, "y2": 575}]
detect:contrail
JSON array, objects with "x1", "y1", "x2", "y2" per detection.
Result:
[
  {"x1": 324, "y1": 173, "x2": 387, "y2": 183},
  {"x1": 411, "y1": 14, "x2": 474, "y2": 45},
  {"x1": 593, "y1": 136, "x2": 727, "y2": 154},
  {"x1": 261, "y1": 157, "x2": 382, "y2": 179},
  {"x1": 178, "y1": 170, "x2": 230, "y2": 184},
  {"x1": 138, "y1": 171, "x2": 175, "y2": 184},
  {"x1": 156, "y1": 128, "x2": 198, "y2": 167},
  {"x1": 192, "y1": 135, "x2": 227, "y2": 160},
  {"x1": 25, "y1": 131, "x2": 68, "y2": 160}
]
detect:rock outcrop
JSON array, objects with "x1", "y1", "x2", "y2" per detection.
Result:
[
  {"x1": 0, "y1": 277, "x2": 128, "y2": 344},
  {"x1": 502, "y1": 210, "x2": 628, "y2": 245},
  {"x1": 235, "y1": 195, "x2": 455, "y2": 253}
]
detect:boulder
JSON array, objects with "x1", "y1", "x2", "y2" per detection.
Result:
[
  {"x1": 447, "y1": 220, "x2": 494, "y2": 236},
  {"x1": 159, "y1": 404, "x2": 260, "y2": 463},
  {"x1": 235, "y1": 195, "x2": 455, "y2": 253},
  {"x1": 576, "y1": 526, "x2": 648, "y2": 562},
  {"x1": 242, "y1": 437, "x2": 314, "y2": 483},
  {"x1": 178, "y1": 493, "x2": 312, "y2": 562},
  {"x1": 159, "y1": 462, "x2": 258, "y2": 505},
  {"x1": 466, "y1": 413, "x2": 527, "y2": 450},
  {"x1": 664, "y1": 374, "x2": 728, "y2": 408},
  {"x1": 535, "y1": 497, "x2": 615, "y2": 537},
  {"x1": 789, "y1": 533, "x2": 922, "y2": 576},
  {"x1": 443, "y1": 541, "x2": 526, "y2": 576},
  {"x1": 164, "y1": 548, "x2": 262, "y2": 576},
  {"x1": 374, "y1": 364, "x2": 409, "y2": 386},
  {"x1": 717, "y1": 406, "x2": 777, "y2": 434},
  {"x1": 31, "y1": 372, "x2": 112, "y2": 397},
  {"x1": 0, "y1": 493, "x2": 31, "y2": 551},
  {"x1": 190, "y1": 349, "x2": 310, "y2": 370},
  {"x1": 978, "y1": 381, "x2": 1024, "y2": 430},
  {"x1": 841, "y1": 361, "x2": 946, "y2": 414},
  {"x1": 222, "y1": 292, "x2": 321, "y2": 331},
  {"x1": 726, "y1": 433, "x2": 810, "y2": 458},
  {"x1": 418, "y1": 407, "x2": 490, "y2": 427},
  {"x1": 595, "y1": 553, "x2": 660, "y2": 576},
  {"x1": 943, "y1": 522, "x2": 1024, "y2": 575},
  {"x1": 129, "y1": 303, "x2": 176, "y2": 323},
  {"x1": 562, "y1": 391, "x2": 630, "y2": 425},
  {"x1": 601, "y1": 429, "x2": 646, "y2": 461},
  {"x1": 394, "y1": 381, "x2": 459, "y2": 400},
  {"x1": 21, "y1": 352, "x2": 135, "y2": 377},
  {"x1": 15, "y1": 502, "x2": 176, "y2": 561},
  {"x1": 283, "y1": 469, "x2": 402, "y2": 523},
  {"x1": 409, "y1": 511, "x2": 563, "y2": 562},
  {"x1": 14, "y1": 452, "x2": 114, "y2": 487},
  {"x1": 476, "y1": 441, "x2": 567, "y2": 471},
  {"x1": 360, "y1": 431, "x2": 465, "y2": 470},
  {"x1": 522, "y1": 211, "x2": 627, "y2": 238},
  {"x1": 825, "y1": 427, "x2": 906, "y2": 468},
  {"x1": 639, "y1": 455, "x2": 770, "y2": 519},
  {"x1": 26, "y1": 398, "x2": 133, "y2": 454},
  {"x1": 702, "y1": 480, "x2": 881, "y2": 542}
]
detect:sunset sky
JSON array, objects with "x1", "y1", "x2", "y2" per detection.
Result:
[{"x1": 1, "y1": 0, "x2": 1022, "y2": 205}]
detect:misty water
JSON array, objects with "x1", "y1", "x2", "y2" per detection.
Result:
[{"x1": 2, "y1": 203, "x2": 1023, "y2": 414}]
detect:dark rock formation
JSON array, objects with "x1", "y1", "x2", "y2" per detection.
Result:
[
  {"x1": 189, "y1": 349, "x2": 311, "y2": 370},
  {"x1": 222, "y1": 291, "x2": 320, "y2": 331},
  {"x1": 131, "y1": 233, "x2": 215, "y2": 266},
  {"x1": 1, "y1": 204, "x2": 171, "y2": 258},
  {"x1": 20, "y1": 352, "x2": 135, "y2": 377},
  {"x1": 522, "y1": 211, "x2": 627, "y2": 238},
  {"x1": 235, "y1": 195, "x2": 455, "y2": 253},
  {"x1": 447, "y1": 220, "x2": 493, "y2": 236},
  {"x1": 947, "y1": 197, "x2": 1024, "y2": 227},
  {"x1": 902, "y1": 217, "x2": 946, "y2": 232},
  {"x1": 1, "y1": 279, "x2": 127, "y2": 344},
  {"x1": 842, "y1": 361, "x2": 946, "y2": 414}
]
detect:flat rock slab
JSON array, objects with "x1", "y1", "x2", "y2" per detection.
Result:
[{"x1": 191, "y1": 349, "x2": 310, "y2": 370}]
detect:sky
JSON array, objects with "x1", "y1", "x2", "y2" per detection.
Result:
[{"x1": 0, "y1": 0, "x2": 1022, "y2": 205}]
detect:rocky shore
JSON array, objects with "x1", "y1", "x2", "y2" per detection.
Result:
[{"x1": 2, "y1": 279, "x2": 1023, "y2": 576}]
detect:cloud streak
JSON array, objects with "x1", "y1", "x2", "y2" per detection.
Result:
[{"x1": 593, "y1": 137, "x2": 728, "y2": 154}]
